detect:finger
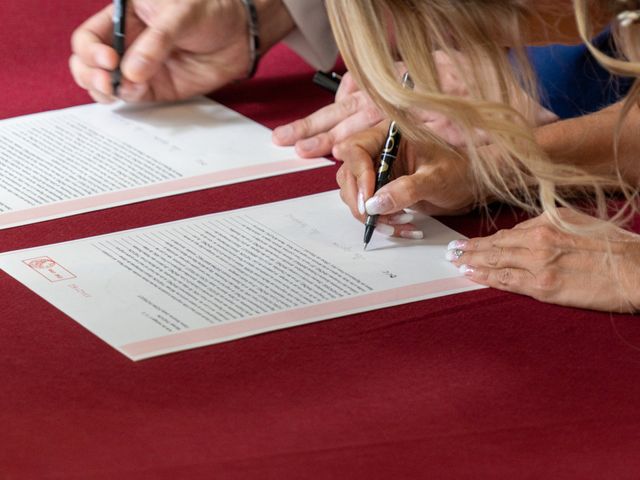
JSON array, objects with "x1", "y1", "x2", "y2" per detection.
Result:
[
  {"x1": 364, "y1": 172, "x2": 435, "y2": 217},
  {"x1": 459, "y1": 264, "x2": 536, "y2": 296},
  {"x1": 377, "y1": 216, "x2": 424, "y2": 240},
  {"x1": 332, "y1": 124, "x2": 388, "y2": 160},
  {"x1": 294, "y1": 132, "x2": 334, "y2": 158},
  {"x1": 333, "y1": 134, "x2": 382, "y2": 207},
  {"x1": 293, "y1": 108, "x2": 385, "y2": 158},
  {"x1": 447, "y1": 245, "x2": 536, "y2": 270},
  {"x1": 88, "y1": 89, "x2": 117, "y2": 104},
  {"x1": 365, "y1": 221, "x2": 424, "y2": 241},
  {"x1": 121, "y1": 1, "x2": 197, "y2": 83},
  {"x1": 69, "y1": 54, "x2": 116, "y2": 97},
  {"x1": 117, "y1": 80, "x2": 150, "y2": 102},
  {"x1": 335, "y1": 72, "x2": 359, "y2": 102},
  {"x1": 453, "y1": 226, "x2": 553, "y2": 253},
  {"x1": 71, "y1": 5, "x2": 117, "y2": 69},
  {"x1": 273, "y1": 92, "x2": 371, "y2": 147},
  {"x1": 337, "y1": 164, "x2": 363, "y2": 220}
]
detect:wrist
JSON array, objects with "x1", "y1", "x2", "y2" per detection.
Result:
[{"x1": 253, "y1": 0, "x2": 295, "y2": 52}]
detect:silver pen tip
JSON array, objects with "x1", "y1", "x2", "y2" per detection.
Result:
[{"x1": 363, "y1": 243, "x2": 368, "y2": 251}]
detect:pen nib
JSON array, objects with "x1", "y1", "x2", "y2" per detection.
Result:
[{"x1": 363, "y1": 243, "x2": 368, "y2": 251}]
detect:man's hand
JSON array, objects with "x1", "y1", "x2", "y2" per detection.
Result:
[{"x1": 69, "y1": 0, "x2": 294, "y2": 103}]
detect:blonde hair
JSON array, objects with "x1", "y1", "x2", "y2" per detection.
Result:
[
  {"x1": 574, "y1": 1, "x2": 640, "y2": 141},
  {"x1": 326, "y1": 0, "x2": 637, "y2": 231}
]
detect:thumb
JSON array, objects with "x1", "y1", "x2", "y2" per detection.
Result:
[
  {"x1": 121, "y1": 0, "x2": 196, "y2": 83},
  {"x1": 365, "y1": 174, "x2": 431, "y2": 216}
]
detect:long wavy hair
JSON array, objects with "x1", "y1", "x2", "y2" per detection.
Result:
[
  {"x1": 575, "y1": 0, "x2": 640, "y2": 142},
  {"x1": 326, "y1": 0, "x2": 638, "y2": 230}
]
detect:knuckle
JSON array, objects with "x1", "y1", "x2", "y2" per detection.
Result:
[
  {"x1": 488, "y1": 247, "x2": 503, "y2": 267},
  {"x1": 364, "y1": 106, "x2": 382, "y2": 125},
  {"x1": 332, "y1": 141, "x2": 348, "y2": 160},
  {"x1": 535, "y1": 269, "x2": 558, "y2": 293},
  {"x1": 497, "y1": 268, "x2": 514, "y2": 286},
  {"x1": 493, "y1": 229, "x2": 508, "y2": 242},
  {"x1": 296, "y1": 117, "x2": 313, "y2": 136},
  {"x1": 532, "y1": 225, "x2": 557, "y2": 245},
  {"x1": 343, "y1": 72, "x2": 356, "y2": 89},
  {"x1": 147, "y1": 26, "x2": 173, "y2": 49},
  {"x1": 330, "y1": 123, "x2": 350, "y2": 144},
  {"x1": 341, "y1": 94, "x2": 360, "y2": 115}
]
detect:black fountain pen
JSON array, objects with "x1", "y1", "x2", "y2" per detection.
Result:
[
  {"x1": 112, "y1": 0, "x2": 127, "y2": 96},
  {"x1": 363, "y1": 72, "x2": 412, "y2": 250}
]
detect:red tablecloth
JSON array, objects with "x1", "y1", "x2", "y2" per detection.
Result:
[{"x1": 2, "y1": 2, "x2": 640, "y2": 478}]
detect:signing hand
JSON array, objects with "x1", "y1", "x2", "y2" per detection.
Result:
[
  {"x1": 446, "y1": 208, "x2": 640, "y2": 312},
  {"x1": 69, "y1": 0, "x2": 293, "y2": 103},
  {"x1": 333, "y1": 123, "x2": 478, "y2": 239}
]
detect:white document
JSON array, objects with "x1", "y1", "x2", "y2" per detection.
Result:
[
  {"x1": 0, "y1": 191, "x2": 483, "y2": 360},
  {"x1": 0, "y1": 97, "x2": 331, "y2": 229}
]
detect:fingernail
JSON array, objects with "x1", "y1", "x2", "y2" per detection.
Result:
[
  {"x1": 274, "y1": 125, "x2": 293, "y2": 142},
  {"x1": 447, "y1": 239, "x2": 468, "y2": 251},
  {"x1": 119, "y1": 82, "x2": 147, "y2": 100},
  {"x1": 365, "y1": 194, "x2": 393, "y2": 215},
  {"x1": 400, "y1": 230, "x2": 424, "y2": 240},
  {"x1": 127, "y1": 55, "x2": 149, "y2": 77},
  {"x1": 376, "y1": 223, "x2": 395, "y2": 236},
  {"x1": 298, "y1": 137, "x2": 319, "y2": 152},
  {"x1": 357, "y1": 190, "x2": 366, "y2": 215},
  {"x1": 388, "y1": 212, "x2": 414, "y2": 225},
  {"x1": 445, "y1": 248, "x2": 464, "y2": 261},
  {"x1": 458, "y1": 264, "x2": 475, "y2": 276}
]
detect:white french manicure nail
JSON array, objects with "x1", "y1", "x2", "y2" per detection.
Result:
[
  {"x1": 447, "y1": 239, "x2": 467, "y2": 251},
  {"x1": 376, "y1": 223, "x2": 395, "y2": 236},
  {"x1": 400, "y1": 230, "x2": 424, "y2": 240},
  {"x1": 357, "y1": 191, "x2": 366, "y2": 215},
  {"x1": 458, "y1": 264, "x2": 475, "y2": 276},
  {"x1": 445, "y1": 248, "x2": 463, "y2": 261},
  {"x1": 388, "y1": 213, "x2": 414, "y2": 225},
  {"x1": 365, "y1": 194, "x2": 392, "y2": 215}
]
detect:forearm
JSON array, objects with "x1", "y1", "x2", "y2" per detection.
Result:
[{"x1": 534, "y1": 101, "x2": 640, "y2": 185}]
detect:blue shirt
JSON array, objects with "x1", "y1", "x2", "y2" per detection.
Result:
[{"x1": 527, "y1": 30, "x2": 633, "y2": 119}]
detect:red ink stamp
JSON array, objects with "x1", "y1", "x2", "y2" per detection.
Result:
[{"x1": 23, "y1": 256, "x2": 76, "y2": 283}]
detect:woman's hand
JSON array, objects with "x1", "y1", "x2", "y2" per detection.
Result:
[
  {"x1": 446, "y1": 208, "x2": 640, "y2": 312},
  {"x1": 272, "y1": 52, "x2": 558, "y2": 158},
  {"x1": 333, "y1": 124, "x2": 478, "y2": 239}
]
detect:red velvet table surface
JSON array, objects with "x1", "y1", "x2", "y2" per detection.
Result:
[{"x1": 2, "y1": 2, "x2": 640, "y2": 479}]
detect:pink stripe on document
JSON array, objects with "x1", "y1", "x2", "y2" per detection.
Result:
[
  {"x1": 121, "y1": 276, "x2": 475, "y2": 357},
  {"x1": 0, "y1": 158, "x2": 326, "y2": 226}
]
